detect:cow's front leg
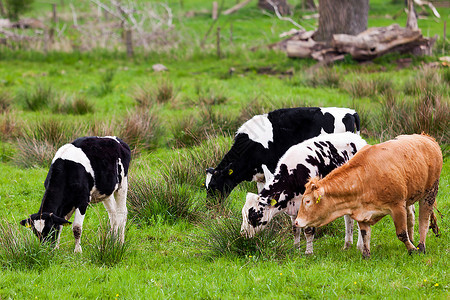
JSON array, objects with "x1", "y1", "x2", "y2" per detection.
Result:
[
  {"x1": 72, "y1": 208, "x2": 86, "y2": 253},
  {"x1": 406, "y1": 205, "x2": 415, "y2": 244},
  {"x1": 391, "y1": 207, "x2": 416, "y2": 254},
  {"x1": 357, "y1": 222, "x2": 371, "y2": 259},
  {"x1": 303, "y1": 227, "x2": 315, "y2": 255},
  {"x1": 343, "y1": 215, "x2": 354, "y2": 250},
  {"x1": 290, "y1": 215, "x2": 302, "y2": 247}
]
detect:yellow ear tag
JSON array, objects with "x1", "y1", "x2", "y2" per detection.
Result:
[
  {"x1": 26, "y1": 223, "x2": 32, "y2": 228},
  {"x1": 316, "y1": 195, "x2": 322, "y2": 204},
  {"x1": 271, "y1": 199, "x2": 277, "y2": 206},
  {"x1": 228, "y1": 169, "x2": 233, "y2": 175},
  {"x1": 62, "y1": 222, "x2": 71, "y2": 227}
]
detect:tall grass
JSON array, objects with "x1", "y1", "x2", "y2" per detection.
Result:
[
  {"x1": 0, "y1": 90, "x2": 12, "y2": 113},
  {"x1": 292, "y1": 67, "x2": 341, "y2": 88},
  {"x1": 17, "y1": 84, "x2": 55, "y2": 111},
  {"x1": 85, "y1": 218, "x2": 132, "y2": 267},
  {"x1": 343, "y1": 76, "x2": 395, "y2": 99},
  {"x1": 403, "y1": 66, "x2": 449, "y2": 97},
  {"x1": 0, "y1": 219, "x2": 55, "y2": 271},
  {"x1": 133, "y1": 79, "x2": 177, "y2": 108},
  {"x1": 119, "y1": 109, "x2": 162, "y2": 152},
  {"x1": 52, "y1": 93, "x2": 95, "y2": 115},
  {"x1": 192, "y1": 214, "x2": 296, "y2": 260}
]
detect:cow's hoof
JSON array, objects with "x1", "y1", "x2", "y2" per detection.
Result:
[
  {"x1": 304, "y1": 250, "x2": 314, "y2": 255},
  {"x1": 417, "y1": 243, "x2": 426, "y2": 254},
  {"x1": 361, "y1": 249, "x2": 370, "y2": 259},
  {"x1": 408, "y1": 248, "x2": 418, "y2": 255},
  {"x1": 343, "y1": 242, "x2": 352, "y2": 250}
]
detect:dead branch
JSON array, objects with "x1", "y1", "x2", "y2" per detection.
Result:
[
  {"x1": 223, "y1": 0, "x2": 253, "y2": 15},
  {"x1": 266, "y1": 0, "x2": 304, "y2": 30}
]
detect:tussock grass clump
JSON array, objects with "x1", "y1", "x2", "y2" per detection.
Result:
[
  {"x1": 170, "y1": 116, "x2": 209, "y2": 148},
  {"x1": 0, "y1": 219, "x2": 55, "y2": 271},
  {"x1": 0, "y1": 113, "x2": 20, "y2": 141},
  {"x1": 90, "y1": 69, "x2": 115, "y2": 97},
  {"x1": 85, "y1": 219, "x2": 131, "y2": 267},
  {"x1": 52, "y1": 94, "x2": 94, "y2": 115},
  {"x1": 0, "y1": 90, "x2": 12, "y2": 113},
  {"x1": 294, "y1": 67, "x2": 341, "y2": 88},
  {"x1": 17, "y1": 84, "x2": 55, "y2": 111},
  {"x1": 128, "y1": 172, "x2": 203, "y2": 225},
  {"x1": 14, "y1": 119, "x2": 85, "y2": 168},
  {"x1": 133, "y1": 79, "x2": 177, "y2": 108},
  {"x1": 403, "y1": 66, "x2": 449, "y2": 97},
  {"x1": 343, "y1": 76, "x2": 395, "y2": 99},
  {"x1": 192, "y1": 214, "x2": 295, "y2": 259},
  {"x1": 362, "y1": 92, "x2": 449, "y2": 154},
  {"x1": 119, "y1": 109, "x2": 162, "y2": 152},
  {"x1": 13, "y1": 138, "x2": 56, "y2": 168}
]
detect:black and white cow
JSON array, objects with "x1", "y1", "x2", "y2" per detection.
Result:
[
  {"x1": 20, "y1": 136, "x2": 131, "y2": 253},
  {"x1": 240, "y1": 132, "x2": 367, "y2": 254},
  {"x1": 206, "y1": 107, "x2": 360, "y2": 198}
]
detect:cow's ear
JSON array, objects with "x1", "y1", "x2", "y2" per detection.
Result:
[
  {"x1": 311, "y1": 183, "x2": 318, "y2": 191},
  {"x1": 50, "y1": 214, "x2": 71, "y2": 226},
  {"x1": 262, "y1": 164, "x2": 274, "y2": 183},
  {"x1": 20, "y1": 218, "x2": 32, "y2": 228}
]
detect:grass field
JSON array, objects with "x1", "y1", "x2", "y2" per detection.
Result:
[{"x1": 0, "y1": 0, "x2": 449, "y2": 299}]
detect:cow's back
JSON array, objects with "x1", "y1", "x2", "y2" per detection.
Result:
[{"x1": 329, "y1": 134, "x2": 442, "y2": 205}]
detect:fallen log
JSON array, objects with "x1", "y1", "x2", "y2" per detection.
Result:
[
  {"x1": 332, "y1": 24, "x2": 433, "y2": 60},
  {"x1": 285, "y1": 24, "x2": 435, "y2": 62}
]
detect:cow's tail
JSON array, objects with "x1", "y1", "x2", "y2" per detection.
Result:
[
  {"x1": 353, "y1": 113, "x2": 361, "y2": 135},
  {"x1": 429, "y1": 203, "x2": 441, "y2": 237}
]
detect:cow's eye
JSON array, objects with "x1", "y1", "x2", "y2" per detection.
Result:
[{"x1": 305, "y1": 199, "x2": 311, "y2": 205}]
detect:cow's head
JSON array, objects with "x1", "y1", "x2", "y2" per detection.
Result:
[
  {"x1": 205, "y1": 164, "x2": 238, "y2": 198},
  {"x1": 295, "y1": 177, "x2": 327, "y2": 228},
  {"x1": 20, "y1": 212, "x2": 71, "y2": 243},
  {"x1": 240, "y1": 192, "x2": 278, "y2": 237}
]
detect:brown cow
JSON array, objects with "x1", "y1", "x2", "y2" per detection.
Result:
[{"x1": 295, "y1": 134, "x2": 443, "y2": 258}]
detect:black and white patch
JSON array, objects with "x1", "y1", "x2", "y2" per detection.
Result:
[
  {"x1": 206, "y1": 107, "x2": 360, "y2": 198},
  {"x1": 20, "y1": 136, "x2": 131, "y2": 253},
  {"x1": 240, "y1": 132, "x2": 367, "y2": 253}
]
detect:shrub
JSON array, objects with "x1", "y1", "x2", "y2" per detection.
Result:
[
  {"x1": 17, "y1": 84, "x2": 54, "y2": 111},
  {"x1": 0, "y1": 218, "x2": 55, "y2": 271},
  {"x1": 192, "y1": 213, "x2": 296, "y2": 260},
  {"x1": 5, "y1": 0, "x2": 34, "y2": 21},
  {"x1": 85, "y1": 218, "x2": 131, "y2": 267}
]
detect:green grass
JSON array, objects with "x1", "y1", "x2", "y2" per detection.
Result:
[{"x1": 0, "y1": 0, "x2": 448, "y2": 298}]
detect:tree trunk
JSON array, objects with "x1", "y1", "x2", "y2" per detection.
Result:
[
  {"x1": 258, "y1": 0, "x2": 291, "y2": 16},
  {"x1": 314, "y1": 0, "x2": 369, "y2": 42}
]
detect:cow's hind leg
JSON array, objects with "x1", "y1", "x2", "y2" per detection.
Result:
[
  {"x1": 114, "y1": 176, "x2": 128, "y2": 243},
  {"x1": 391, "y1": 207, "x2": 416, "y2": 254},
  {"x1": 357, "y1": 222, "x2": 371, "y2": 258},
  {"x1": 343, "y1": 215, "x2": 354, "y2": 250},
  {"x1": 303, "y1": 227, "x2": 315, "y2": 255},
  {"x1": 417, "y1": 180, "x2": 439, "y2": 254},
  {"x1": 103, "y1": 195, "x2": 118, "y2": 236}
]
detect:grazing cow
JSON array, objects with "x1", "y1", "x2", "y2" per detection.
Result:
[
  {"x1": 241, "y1": 132, "x2": 367, "y2": 254},
  {"x1": 295, "y1": 134, "x2": 443, "y2": 258},
  {"x1": 206, "y1": 107, "x2": 360, "y2": 198},
  {"x1": 20, "y1": 136, "x2": 131, "y2": 253}
]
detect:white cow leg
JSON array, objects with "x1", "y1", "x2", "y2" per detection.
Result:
[
  {"x1": 114, "y1": 177, "x2": 128, "y2": 243},
  {"x1": 406, "y1": 205, "x2": 415, "y2": 244},
  {"x1": 357, "y1": 222, "x2": 371, "y2": 259},
  {"x1": 103, "y1": 195, "x2": 117, "y2": 235},
  {"x1": 303, "y1": 227, "x2": 315, "y2": 255},
  {"x1": 72, "y1": 208, "x2": 86, "y2": 253},
  {"x1": 343, "y1": 215, "x2": 354, "y2": 250},
  {"x1": 55, "y1": 225, "x2": 63, "y2": 249}
]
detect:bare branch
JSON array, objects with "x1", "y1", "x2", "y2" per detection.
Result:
[{"x1": 266, "y1": 0, "x2": 305, "y2": 30}]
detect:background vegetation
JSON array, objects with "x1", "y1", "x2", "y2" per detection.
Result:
[{"x1": 0, "y1": 0, "x2": 448, "y2": 298}]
